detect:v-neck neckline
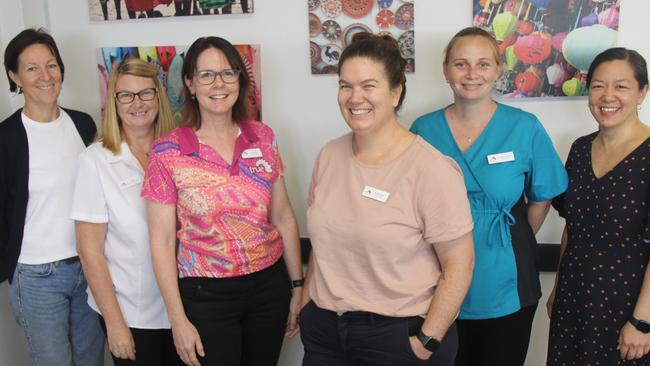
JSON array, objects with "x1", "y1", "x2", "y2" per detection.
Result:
[
  {"x1": 442, "y1": 103, "x2": 500, "y2": 157},
  {"x1": 589, "y1": 134, "x2": 650, "y2": 180}
]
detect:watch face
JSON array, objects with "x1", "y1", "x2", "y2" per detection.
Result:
[
  {"x1": 416, "y1": 331, "x2": 441, "y2": 352},
  {"x1": 423, "y1": 337, "x2": 441, "y2": 352}
]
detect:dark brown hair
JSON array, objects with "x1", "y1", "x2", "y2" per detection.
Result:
[
  {"x1": 443, "y1": 27, "x2": 500, "y2": 66},
  {"x1": 587, "y1": 47, "x2": 648, "y2": 90},
  {"x1": 4, "y1": 28, "x2": 65, "y2": 93},
  {"x1": 180, "y1": 36, "x2": 251, "y2": 128},
  {"x1": 338, "y1": 32, "x2": 407, "y2": 111}
]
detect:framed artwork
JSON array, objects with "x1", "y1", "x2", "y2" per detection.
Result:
[
  {"x1": 473, "y1": 0, "x2": 620, "y2": 98},
  {"x1": 97, "y1": 44, "x2": 262, "y2": 122},
  {"x1": 89, "y1": 0, "x2": 253, "y2": 21},
  {"x1": 308, "y1": 0, "x2": 415, "y2": 74}
]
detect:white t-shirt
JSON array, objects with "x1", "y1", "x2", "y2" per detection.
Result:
[
  {"x1": 71, "y1": 141, "x2": 170, "y2": 329},
  {"x1": 19, "y1": 109, "x2": 86, "y2": 264}
]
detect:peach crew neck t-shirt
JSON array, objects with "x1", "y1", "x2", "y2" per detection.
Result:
[{"x1": 307, "y1": 134, "x2": 473, "y2": 317}]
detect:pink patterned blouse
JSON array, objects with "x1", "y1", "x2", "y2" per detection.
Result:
[{"x1": 141, "y1": 121, "x2": 285, "y2": 278}]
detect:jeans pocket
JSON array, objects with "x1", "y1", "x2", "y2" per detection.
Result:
[{"x1": 16, "y1": 262, "x2": 54, "y2": 278}]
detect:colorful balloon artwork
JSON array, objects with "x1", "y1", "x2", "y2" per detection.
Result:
[{"x1": 472, "y1": 0, "x2": 619, "y2": 98}]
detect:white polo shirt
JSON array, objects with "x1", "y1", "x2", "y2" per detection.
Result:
[{"x1": 71, "y1": 141, "x2": 169, "y2": 329}]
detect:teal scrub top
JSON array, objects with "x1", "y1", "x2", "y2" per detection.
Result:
[{"x1": 411, "y1": 103, "x2": 568, "y2": 319}]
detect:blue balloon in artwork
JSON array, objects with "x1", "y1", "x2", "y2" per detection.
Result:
[
  {"x1": 580, "y1": 12, "x2": 598, "y2": 27},
  {"x1": 378, "y1": 0, "x2": 393, "y2": 8},
  {"x1": 166, "y1": 53, "x2": 185, "y2": 114},
  {"x1": 531, "y1": 0, "x2": 552, "y2": 10}
]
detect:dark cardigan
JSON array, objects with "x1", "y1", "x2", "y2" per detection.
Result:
[{"x1": 0, "y1": 107, "x2": 96, "y2": 283}]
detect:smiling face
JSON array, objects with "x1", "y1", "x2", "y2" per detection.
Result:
[
  {"x1": 115, "y1": 74, "x2": 159, "y2": 135},
  {"x1": 443, "y1": 35, "x2": 501, "y2": 103},
  {"x1": 337, "y1": 56, "x2": 402, "y2": 135},
  {"x1": 8, "y1": 43, "x2": 62, "y2": 109},
  {"x1": 588, "y1": 59, "x2": 648, "y2": 130},
  {"x1": 185, "y1": 47, "x2": 239, "y2": 121}
]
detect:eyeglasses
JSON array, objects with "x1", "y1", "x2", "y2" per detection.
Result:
[
  {"x1": 115, "y1": 88, "x2": 157, "y2": 104},
  {"x1": 195, "y1": 69, "x2": 241, "y2": 85}
]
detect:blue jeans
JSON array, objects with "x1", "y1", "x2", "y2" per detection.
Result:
[{"x1": 9, "y1": 259, "x2": 105, "y2": 366}]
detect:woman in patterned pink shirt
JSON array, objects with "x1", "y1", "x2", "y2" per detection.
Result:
[{"x1": 142, "y1": 37, "x2": 303, "y2": 366}]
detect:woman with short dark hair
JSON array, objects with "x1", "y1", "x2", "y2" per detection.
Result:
[
  {"x1": 142, "y1": 36, "x2": 303, "y2": 366},
  {"x1": 547, "y1": 47, "x2": 650, "y2": 365},
  {"x1": 0, "y1": 28, "x2": 104, "y2": 366}
]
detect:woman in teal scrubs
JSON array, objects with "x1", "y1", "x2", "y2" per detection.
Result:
[{"x1": 411, "y1": 27, "x2": 567, "y2": 366}]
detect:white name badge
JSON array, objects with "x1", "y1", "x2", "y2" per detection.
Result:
[
  {"x1": 487, "y1": 151, "x2": 515, "y2": 165},
  {"x1": 241, "y1": 148, "x2": 263, "y2": 159},
  {"x1": 361, "y1": 185, "x2": 390, "y2": 203},
  {"x1": 118, "y1": 175, "x2": 143, "y2": 189}
]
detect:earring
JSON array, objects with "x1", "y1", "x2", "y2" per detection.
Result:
[
  {"x1": 638, "y1": 104, "x2": 643, "y2": 111},
  {"x1": 191, "y1": 94, "x2": 196, "y2": 100},
  {"x1": 17, "y1": 86, "x2": 23, "y2": 94}
]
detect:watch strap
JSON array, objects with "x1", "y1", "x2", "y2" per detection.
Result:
[
  {"x1": 289, "y1": 279, "x2": 304, "y2": 289},
  {"x1": 416, "y1": 329, "x2": 441, "y2": 353},
  {"x1": 630, "y1": 316, "x2": 650, "y2": 334}
]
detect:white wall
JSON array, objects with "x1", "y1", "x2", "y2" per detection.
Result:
[{"x1": 1, "y1": 0, "x2": 649, "y2": 365}]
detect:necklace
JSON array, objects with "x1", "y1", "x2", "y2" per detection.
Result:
[{"x1": 128, "y1": 144, "x2": 150, "y2": 159}]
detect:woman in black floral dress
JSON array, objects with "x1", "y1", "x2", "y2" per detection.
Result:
[{"x1": 547, "y1": 48, "x2": 650, "y2": 365}]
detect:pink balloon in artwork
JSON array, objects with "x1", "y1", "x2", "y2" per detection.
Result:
[
  {"x1": 514, "y1": 33, "x2": 552, "y2": 64},
  {"x1": 551, "y1": 32, "x2": 567, "y2": 52},
  {"x1": 598, "y1": 6, "x2": 619, "y2": 28}
]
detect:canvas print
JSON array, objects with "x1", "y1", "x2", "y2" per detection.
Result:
[
  {"x1": 472, "y1": 0, "x2": 620, "y2": 98},
  {"x1": 89, "y1": 0, "x2": 253, "y2": 21},
  {"x1": 97, "y1": 44, "x2": 262, "y2": 121},
  {"x1": 308, "y1": 0, "x2": 415, "y2": 75}
]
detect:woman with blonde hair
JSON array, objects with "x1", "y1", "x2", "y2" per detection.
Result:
[
  {"x1": 72, "y1": 57, "x2": 180, "y2": 365},
  {"x1": 411, "y1": 27, "x2": 567, "y2": 365}
]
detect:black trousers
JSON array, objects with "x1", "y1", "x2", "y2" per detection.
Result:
[
  {"x1": 98, "y1": 314, "x2": 182, "y2": 366},
  {"x1": 178, "y1": 259, "x2": 291, "y2": 366},
  {"x1": 455, "y1": 303, "x2": 538, "y2": 366},
  {"x1": 300, "y1": 301, "x2": 458, "y2": 366}
]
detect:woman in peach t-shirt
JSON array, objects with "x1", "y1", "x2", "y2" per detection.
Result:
[{"x1": 301, "y1": 33, "x2": 475, "y2": 366}]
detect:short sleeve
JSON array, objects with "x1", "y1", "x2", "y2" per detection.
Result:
[
  {"x1": 420, "y1": 157, "x2": 474, "y2": 244},
  {"x1": 141, "y1": 151, "x2": 178, "y2": 204},
  {"x1": 70, "y1": 151, "x2": 108, "y2": 223},
  {"x1": 525, "y1": 121, "x2": 568, "y2": 202},
  {"x1": 271, "y1": 133, "x2": 285, "y2": 181}
]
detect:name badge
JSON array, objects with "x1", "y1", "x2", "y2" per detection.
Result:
[
  {"x1": 241, "y1": 148, "x2": 263, "y2": 159},
  {"x1": 118, "y1": 175, "x2": 143, "y2": 189},
  {"x1": 361, "y1": 185, "x2": 390, "y2": 203},
  {"x1": 487, "y1": 151, "x2": 515, "y2": 165}
]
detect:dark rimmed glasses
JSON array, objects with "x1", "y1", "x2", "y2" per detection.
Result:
[
  {"x1": 195, "y1": 69, "x2": 241, "y2": 85},
  {"x1": 115, "y1": 88, "x2": 158, "y2": 104}
]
